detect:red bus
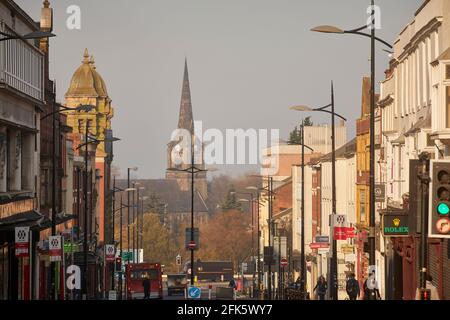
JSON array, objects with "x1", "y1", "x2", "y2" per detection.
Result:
[{"x1": 125, "y1": 263, "x2": 163, "y2": 300}]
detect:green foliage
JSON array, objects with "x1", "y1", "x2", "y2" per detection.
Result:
[
  {"x1": 142, "y1": 214, "x2": 178, "y2": 269},
  {"x1": 288, "y1": 117, "x2": 313, "y2": 145},
  {"x1": 220, "y1": 186, "x2": 242, "y2": 212}
]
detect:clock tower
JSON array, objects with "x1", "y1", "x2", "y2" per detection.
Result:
[{"x1": 166, "y1": 60, "x2": 208, "y2": 200}]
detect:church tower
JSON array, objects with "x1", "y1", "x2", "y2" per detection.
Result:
[{"x1": 166, "y1": 60, "x2": 208, "y2": 200}]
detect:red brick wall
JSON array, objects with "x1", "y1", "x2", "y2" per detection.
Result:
[{"x1": 273, "y1": 181, "x2": 292, "y2": 217}]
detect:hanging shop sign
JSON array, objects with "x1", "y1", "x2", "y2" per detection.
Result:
[
  {"x1": 49, "y1": 236, "x2": 63, "y2": 262},
  {"x1": 383, "y1": 214, "x2": 409, "y2": 237},
  {"x1": 15, "y1": 227, "x2": 30, "y2": 258},
  {"x1": 105, "y1": 245, "x2": 115, "y2": 262}
]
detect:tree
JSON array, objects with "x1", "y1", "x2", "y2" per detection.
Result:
[
  {"x1": 206, "y1": 174, "x2": 261, "y2": 216},
  {"x1": 197, "y1": 209, "x2": 252, "y2": 270},
  {"x1": 146, "y1": 193, "x2": 166, "y2": 224},
  {"x1": 288, "y1": 117, "x2": 313, "y2": 145},
  {"x1": 220, "y1": 186, "x2": 242, "y2": 212},
  {"x1": 141, "y1": 213, "x2": 178, "y2": 271},
  {"x1": 303, "y1": 116, "x2": 313, "y2": 127},
  {"x1": 288, "y1": 126, "x2": 301, "y2": 145}
]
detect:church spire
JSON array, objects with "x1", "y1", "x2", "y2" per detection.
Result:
[{"x1": 178, "y1": 59, "x2": 194, "y2": 134}]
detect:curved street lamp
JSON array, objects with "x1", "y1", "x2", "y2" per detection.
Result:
[
  {"x1": 290, "y1": 83, "x2": 346, "y2": 300},
  {"x1": 310, "y1": 1, "x2": 393, "y2": 299},
  {"x1": 75, "y1": 112, "x2": 120, "y2": 300}
]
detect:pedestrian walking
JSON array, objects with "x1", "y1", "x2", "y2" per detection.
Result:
[
  {"x1": 346, "y1": 273, "x2": 360, "y2": 300},
  {"x1": 363, "y1": 271, "x2": 381, "y2": 300},
  {"x1": 142, "y1": 275, "x2": 151, "y2": 300},
  {"x1": 313, "y1": 275, "x2": 328, "y2": 300},
  {"x1": 229, "y1": 278, "x2": 237, "y2": 290}
]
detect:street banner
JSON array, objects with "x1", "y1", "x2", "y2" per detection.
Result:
[
  {"x1": 105, "y1": 245, "x2": 115, "y2": 262},
  {"x1": 310, "y1": 242, "x2": 330, "y2": 249},
  {"x1": 333, "y1": 227, "x2": 347, "y2": 240},
  {"x1": 315, "y1": 236, "x2": 329, "y2": 243},
  {"x1": 15, "y1": 227, "x2": 30, "y2": 258},
  {"x1": 49, "y1": 236, "x2": 62, "y2": 262}
]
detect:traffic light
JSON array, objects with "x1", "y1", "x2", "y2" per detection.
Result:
[
  {"x1": 430, "y1": 161, "x2": 450, "y2": 238},
  {"x1": 115, "y1": 257, "x2": 122, "y2": 272},
  {"x1": 420, "y1": 288, "x2": 431, "y2": 300}
]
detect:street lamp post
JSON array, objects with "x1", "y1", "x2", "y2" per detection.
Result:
[
  {"x1": 167, "y1": 135, "x2": 210, "y2": 286},
  {"x1": 247, "y1": 188, "x2": 264, "y2": 299},
  {"x1": 132, "y1": 183, "x2": 137, "y2": 263},
  {"x1": 111, "y1": 187, "x2": 132, "y2": 300},
  {"x1": 76, "y1": 125, "x2": 120, "y2": 300},
  {"x1": 257, "y1": 177, "x2": 275, "y2": 300},
  {"x1": 42, "y1": 104, "x2": 94, "y2": 300},
  {"x1": 138, "y1": 193, "x2": 148, "y2": 262},
  {"x1": 311, "y1": 0, "x2": 392, "y2": 294},
  {"x1": 249, "y1": 176, "x2": 277, "y2": 300},
  {"x1": 236, "y1": 192, "x2": 257, "y2": 297},
  {"x1": 290, "y1": 85, "x2": 346, "y2": 300},
  {"x1": 127, "y1": 167, "x2": 138, "y2": 265}
]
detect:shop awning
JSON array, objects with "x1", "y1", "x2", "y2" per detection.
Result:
[
  {"x1": 33, "y1": 214, "x2": 77, "y2": 232},
  {"x1": 0, "y1": 211, "x2": 76, "y2": 232},
  {"x1": 0, "y1": 210, "x2": 44, "y2": 230}
]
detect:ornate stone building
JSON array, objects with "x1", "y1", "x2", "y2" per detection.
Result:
[{"x1": 63, "y1": 49, "x2": 115, "y2": 246}]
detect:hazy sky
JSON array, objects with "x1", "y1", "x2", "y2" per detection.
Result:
[{"x1": 17, "y1": 0, "x2": 422, "y2": 179}]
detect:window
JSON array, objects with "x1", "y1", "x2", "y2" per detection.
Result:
[
  {"x1": 427, "y1": 134, "x2": 435, "y2": 147},
  {"x1": 130, "y1": 270, "x2": 158, "y2": 281},
  {"x1": 87, "y1": 119, "x2": 93, "y2": 134},
  {"x1": 446, "y1": 65, "x2": 450, "y2": 80},
  {"x1": 360, "y1": 190, "x2": 366, "y2": 223}
]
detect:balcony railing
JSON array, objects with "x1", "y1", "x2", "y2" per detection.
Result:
[{"x1": 0, "y1": 21, "x2": 44, "y2": 102}]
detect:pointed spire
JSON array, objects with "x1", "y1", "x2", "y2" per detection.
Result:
[
  {"x1": 43, "y1": 0, "x2": 50, "y2": 8},
  {"x1": 90, "y1": 55, "x2": 97, "y2": 69},
  {"x1": 83, "y1": 48, "x2": 90, "y2": 64},
  {"x1": 178, "y1": 59, "x2": 194, "y2": 134}
]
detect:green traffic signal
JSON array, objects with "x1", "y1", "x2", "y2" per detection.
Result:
[{"x1": 437, "y1": 202, "x2": 450, "y2": 215}]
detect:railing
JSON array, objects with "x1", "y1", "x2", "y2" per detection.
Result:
[{"x1": 0, "y1": 21, "x2": 44, "y2": 101}]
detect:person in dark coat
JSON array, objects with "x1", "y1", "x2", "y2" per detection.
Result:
[
  {"x1": 346, "y1": 273, "x2": 360, "y2": 300},
  {"x1": 142, "y1": 276, "x2": 151, "y2": 299},
  {"x1": 313, "y1": 276, "x2": 328, "y2": 300}
]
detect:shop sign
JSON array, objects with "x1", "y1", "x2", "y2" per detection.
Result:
[
  {"x1": 49, "y1": 236, "x2": 63, "y2": 262},
  {"x1": 15, "y1": 227, "x2": 30, "y2": 257},
  {"x1": 383, "y1": 214, "x2": 409, "y2": 237}
]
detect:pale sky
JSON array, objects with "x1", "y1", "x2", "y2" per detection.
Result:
[{"x1": 17, "y1": 0, "x2": 422, "y2": 179}]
